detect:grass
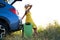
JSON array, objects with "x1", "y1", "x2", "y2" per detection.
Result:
[{"x1": 2, "y1": 21, "x2": 60, "y2": 40}]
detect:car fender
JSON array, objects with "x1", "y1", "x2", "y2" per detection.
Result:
[{"x1": 0, "y1": 12, "x2": 20, "y2": 30}]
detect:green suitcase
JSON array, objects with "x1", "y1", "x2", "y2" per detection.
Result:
[{"x1": 24, "y1": 23, "x2": 33, "y2": 38}]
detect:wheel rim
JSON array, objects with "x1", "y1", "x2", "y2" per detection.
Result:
[{"x1": 0, "y1": 25, "x2": 5, "y2": 38}]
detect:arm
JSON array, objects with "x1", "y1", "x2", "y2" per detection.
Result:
[
  {"x1": 22, "y1": 10, "x2": 28, "y2": 19},
  {"x1": 22, "y1": 5, "x2": 32, "y2": 19}
]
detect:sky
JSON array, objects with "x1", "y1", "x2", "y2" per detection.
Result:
[{"x1": 9, "y1": 0, "x2": 60, "y2": 27}]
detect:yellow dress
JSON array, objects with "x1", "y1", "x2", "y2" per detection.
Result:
[{"x1": 25, "y1": 11, "x2": 37, "y2": 28}]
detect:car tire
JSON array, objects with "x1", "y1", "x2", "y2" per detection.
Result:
[{"x1": 0, "y1": 21, "x2": 8, "y2": 38}]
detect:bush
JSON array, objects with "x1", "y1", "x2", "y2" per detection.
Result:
[{"x1": 38, "y1": 21, "x2": 60, "y2": 40}]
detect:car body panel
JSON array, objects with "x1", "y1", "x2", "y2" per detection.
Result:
[{"x1": 0, "y1": 0, "x2": 21, "y2": 30}]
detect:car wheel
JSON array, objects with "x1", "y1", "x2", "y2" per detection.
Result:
[{"x1": 0, "y1": 22, "x2": 8, "y2": 38}]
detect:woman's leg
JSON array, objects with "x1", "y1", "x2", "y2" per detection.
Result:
[{"x1": 33, "y1": 28, "x2": 38, "y2": 36}]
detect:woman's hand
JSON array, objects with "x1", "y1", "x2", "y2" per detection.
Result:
[
  {"x1": 22, "y1": 4, "x2": 32, "y2": 19},
  {"x1": 26, "y1": 5, "x2": 32, "y2": 11}
]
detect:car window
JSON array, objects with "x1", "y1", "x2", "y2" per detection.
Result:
[
  {"x1": 4, "y1": 0, "x2": 14, "y2": 4},
  {"x1": 0, "y1": 3, "x2": 5, "y2": 8},
  {"x1": 4, "y1": 0, "x2": 22, "y2": 5}
]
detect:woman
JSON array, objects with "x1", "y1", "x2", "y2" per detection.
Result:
[{"x1": 22, "y1": 4, "x2": 37, "y2": 36}]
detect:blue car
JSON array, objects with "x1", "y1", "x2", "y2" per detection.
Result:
[{"x1": 0, "y1": 0, "x2": 22, "y2": 36}]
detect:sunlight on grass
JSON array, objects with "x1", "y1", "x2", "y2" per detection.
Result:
[
  {"x1": 2, "y1": 20, "x2": 60, "y2": 40},
  {"x1": 12, "y1": 30, "x2": 22, "y2": 35}
]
